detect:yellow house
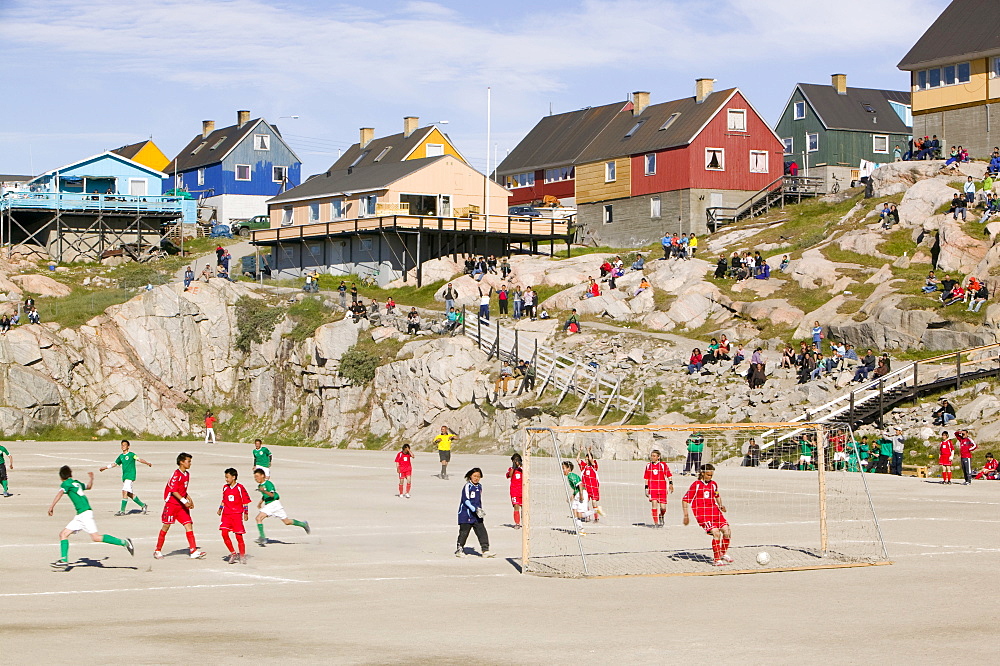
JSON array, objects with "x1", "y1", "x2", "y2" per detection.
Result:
[
  {"x1": 897, "y1": 0, "x2": 1000, "y2": 157},
  {"x1": 334, "y1": 117, "x2": 467, "y2": 171},
  {"x1": 111, "y1": 140, "x2": 171, "y2": 173}
]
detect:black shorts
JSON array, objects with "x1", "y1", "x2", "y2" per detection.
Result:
[
  {"x1": 0, "y1": 464, "x2": 6, "y2": 482},
  {"x1": 439, "y1": 450, "x2": 451, "y2": 463}
]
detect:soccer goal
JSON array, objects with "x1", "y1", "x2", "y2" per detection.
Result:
[{"x1": 517, "y1": 422, "x2": 889, "y2": 577}]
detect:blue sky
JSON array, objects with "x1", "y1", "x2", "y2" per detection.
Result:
[{"x1": 0, "y1": 0, "x2": 949, "y2": 178}]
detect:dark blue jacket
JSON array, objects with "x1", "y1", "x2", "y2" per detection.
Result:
[{"x1": 458, "y1": 482, "x2": 483, "y2": 524}]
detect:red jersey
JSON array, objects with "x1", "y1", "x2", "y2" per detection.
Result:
[
  {"x1": 164, "y1": 469, "x2": 190, "y2": 505},
  {"x1": 644, "y1": 461, "x2": 672, "y2": 497},
  {"x1": 220, "y1": 482, "x2": 250, "y2": 515},
  {"x1": 205, "y1": 415, "x2": 217, "y2": 428},
  {"x1": 984, "y1": 458, "x2": 998, "y2": 472},
  {"x1": 683, "y1": 479, "x2": 724, "y2": 523},
  {"x1": 506, "y1": 466, "x2": 523, "y2": 498},
  {"x1": 938, "y1": 439, "x2": 954, "y2": 465},
  {"x1": 580, "y1": 460, "x2": 600, "y2": 495},
  {"x1": 958, "y1": 436, "x2": 978, "y2": 459},
  {"x1": 394, "y1": 451, "x2": 412, "y2": 475}
]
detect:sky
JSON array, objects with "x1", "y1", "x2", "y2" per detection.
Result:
[{"x1": 0, "y1": 0, "x2": 951, "y2": 179}]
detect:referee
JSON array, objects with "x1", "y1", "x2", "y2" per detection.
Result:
[{"x1": 433, "y1": 426, "x2": 457, "y2": 480}]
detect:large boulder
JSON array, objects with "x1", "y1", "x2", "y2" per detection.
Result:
[
  {"x1": 385, "y1": 257, "x2": 461, "y2": 288},
  {"x1": 313, "y1": 317, "x2": 361, "y2": 367},
  {"x1": 896, "y1": 178, "x2": 957, "y2": 226},
  {"x1": 11, "y1": 273, "x2": 72, "y2": 297},
  {"x1": 920, "y1": 329, "x2": 997, "y2": 351},
  {"x1": 789, "y1": 249, "x2": 840, "y2": 290},
  {"x1": 732, "y1": 299, "x2": 804, "y2": 326},
  {"x1": 936, "y1": 218, "x2": 989, "y2": 274}
]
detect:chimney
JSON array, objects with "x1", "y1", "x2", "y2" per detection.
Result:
[
  {"x1": 202, "y1": 120, "x2": 215, "y2": 138},
  {"x1": 403, "y1": 116, "x2": 419, "y2": 138},
  {"x1": 632, "y1": 91, "x2": 650, "y2": 116},
  {"x1": 360, "y1": 127, "x2": 375, "y2": 148},
  {"x1": 695, "y1": 78, "x2": 715, "y2": 104},
  {"x1": 832, "y1": 73, "x2": 847, "y2": 95},
  {"x1": 237, "y1": 110, "x2": 250, "y2": 127}
]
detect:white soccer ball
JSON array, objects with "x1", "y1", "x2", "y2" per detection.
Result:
[{"x1": 756, "y1": 551, "x2": 771, "y2": 566}]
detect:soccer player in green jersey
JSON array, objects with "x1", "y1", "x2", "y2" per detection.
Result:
[
  {"x1": 253, "y1": 469, "x2": 309, "y2": 545},
  {"x1": 562, "y1": 461, "x2": 600, "y2": 532},
  {"x1": 48, "y1": 466, "x2": 134, "y2": 568},
  {"x1": 252, "y1": 439, "x2": 272, "y2": 478},
  {"x1": 0, "y1": 444, "x2": 13, "y2": 496},
  {"x1": 100, "y1": 440, "x2": 152, "y2": 515}
]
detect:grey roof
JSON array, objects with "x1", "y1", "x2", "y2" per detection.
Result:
[
  {"x1": 574, "y1": 89, "x2": 737, "y2": 163},
  {"x1": 494, "y1": 101, "x2": 630, "y2": 176},
  {"x1": 268, "y1": 155, "x2": 448, "y2": 204},
  {"x1": 797, "y1": 84, "x2": 911, "y2": 133},
  {"x1": 898, "y1": 0, "x2": 1000, "y2": 69},
  {"x1": 0, "y1": 174, "x2": 32, "y2": 182},
  {"x1": 111, "y1": 140, "x2": 149, "y2": 161},
  {"x1": 166, "y1": 118, "x2": 264, "y2": 172},
  {"x1": 330, "y1": 126, "x2": 459, "y2": 171}
]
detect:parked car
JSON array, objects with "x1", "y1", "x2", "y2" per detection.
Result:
[
  {"x1": 508, "y1": 206, "x2": 541, "y2": 219},
  {"x1": 231, "y1": 215, "x2": 271, "y2": 237}
]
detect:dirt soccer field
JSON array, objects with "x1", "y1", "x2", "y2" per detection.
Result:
[{"x1": 1, "y1": 440, "x2": 996, "y2": 664}]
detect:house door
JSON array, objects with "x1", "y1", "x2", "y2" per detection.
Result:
[
  {"x1": 129, "y1": 178, "x2": 148, "y2": 196},
  {"x1": 710, "y1": 192, "x2": 723, "y2": 209},
  {"x1": 438, "y1": 195, "x2": 451, "y2": 217}
]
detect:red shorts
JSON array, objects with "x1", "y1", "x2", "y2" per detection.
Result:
[
  {"x1": 219, "y1": 513, "x2": 246, "y2": 534},
  {"x1": 510, "y1": 495, "x2": 522, "y2": 506},
  {"x1": 161, "y1": 502, "x2": 192, "y2": 525},
  {"x1": 939, "y1": 456, "x2": 953, "y2": 466},
  {"x1": 584, "y1": 485, "x2": 600, "y2": 501},
  {"x1": 398, "y1": 469, "x2": 412, "y2": 479},
  {"x1": 649, "y1": 491, "x2": 668, "y2": 503},
  {"x1": 698, "y1": 517, "x2": 729, "y2": 534}
]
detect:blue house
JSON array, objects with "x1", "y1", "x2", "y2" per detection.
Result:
[{"x1": 164, "y1": 110, "x2": 301, "y2": 225}]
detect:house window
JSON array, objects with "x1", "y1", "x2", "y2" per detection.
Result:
[
  {"x1": 659, "y1": 112, "x2": 681, "y2": 130},
  {"x1": 360, "y1": 195, "x2": 377, "y2": 217},
  {"x1": 793, "y1": 101, "x2": 805, "y2": 120},
  {"x1": 309, "y1": 202, "x2": 320, "y2": 222},
  {"x1": 645, "y1": 153, "x2": 656, "y2": 175},
  {"x1": 861, "y1": 103, "x2": 876, "y2": 113},
  {"x1": 360, "y1": 238, "x2": 373, "y2": 251},
  {"x1": 958, "y1": 62, "x2": 971, "y2": 82},
  {"x1": 929, "y1": 68, "x2": 941, "y2": 88},
  {"x1": 544, "y1": 167, "x2": 574, "y2": 183},
  {"x1": 235, "y1": 164, "x2": 251, "y2": 181},
  {"x1": 425, "y1": 143, "x2": 444, "y2": 157},
  {"x1": 727, "y1": 109, "x2": 747, "y2": 132},
  {"x1": 281, "y1": 206, "x2": 292, "y2": 226},
  {"x1": 943, "y1": 65, "x2": 957, "y2": 86},
  {"x1": 873, "y1": 135, "x2": 889, "y2": 154},
  {"x1": 749, "y1": 150, "x2": 769, "y2": 174},
  {"x1": 506, "y1": 172, "x2": 535, "y2": 188},
  {"x1": 650, "y1": 196, "x2": 661, "y2": 219},
  {"x1": 273, "y1": 166, "x2": 287, "y2": 183},
  {"x1": 625, "y1": 120, "x2": 645, "y2": 138},
  {"x1": 917, "y1": 70, "x2": 927, "y2": 89},
  {"x1": 439, "y1": 194, "x2": 451, "y2": 217},
  {"x1": 993, "y1": 57, "x2": 1000, "y2": 79},
  {"x1": 782, "y1": 137, "x2": 793, "y2": 155},
  {"x1": 197, "y1": 168, "x2": 205, "y2": 186},
  {"x1": 705, "y1": 148, "x2": 725, "y2": 171},
  {"x1": 253, "y1": 134, "x2": 270, "y2": 151},
  {"x1": 191, "y1": 141, "x2": 207, "y2": 155},
  {"x1": 807, "y1": 134, "x2": 819, "y2": 152},
  {"x1": 331, "y1": 199, "x2": 344, "y2": 219},
  {"x1": 603, "y1": 204, "x2": 613, "y2": 224},
  {"x1": 605, "y1": 161, "x2": 616, "y2": 182},
  {"x1": 374, "y1": 146, "x2": 392, "y2": 162}
]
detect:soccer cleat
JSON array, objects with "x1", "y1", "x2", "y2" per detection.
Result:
[
  {"x1": 255, "y1": 537, "x2": 267, "y2": 546},
  {"x1": 153, "y1": 550, "x2": 164, "y2": 560},
  {"x1": 241, "y1": 554, "x2": 248, "y2": 564},
  {"x1": 114, "y1": 511, "x2": 126, "y2": 516},
  {"x1": 189, "y1": 549, "x2": 207, "y2": 559},
  {"x1": 3, "y1": 492, "x2": 12, "y2": 497},
  {"x1": 404, "y1": 493, "x2": 411, "y2": 498},
  {"x1": 141, "y1": 505, "x2": 148, "y2": 515},
  {"x1": 722, "y1": 554, "x2": 734, "y2": 563},
  {"x1": 51, "y1": 559, "x2": 69, "y2": 569},
  {"x1": 596, "y1": 506, "x2": 606, "y2": 517},
  {"x1": 483, "y1": 550, "x2": 496, "y2": 558},
  {"x1": 302, "y1": 521, "x2": 311, "y2": 535},
  {"x1": 455, "y1": 548, "x2": 466, "y2": 557},
  {"x1": 125, "y1": 539, "x2": 135, "y2": 557},
  {"x1": 713, "y1": 559, "x2": 728, "y2": 567},
  {"x1": 227, "y1": 553, "x2": 239, "y2": 564}
]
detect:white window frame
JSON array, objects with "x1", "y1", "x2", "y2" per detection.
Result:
[
  {"x1": 253, "y1": 134, "x2": 270, "y2": 151},
  {"x1": 309, "y1": 202, "x2": 320, "y2": 222},
  {"x1": 196, "y1": 168, "x2": 205, "y2": 186},
  {"x1": 544, "y1": 167, "x2": 574, "y2": 183},
  {"x1": 782, "y1": 137, "x2": 793, "y2": 155},
  {"x1": 602, "y1": 204, "x2": 613, "y2": 224},
  {"x1": 331, "y1": 199, "x2": 344, "y2": 219},
  {"x1": 507, "y1": 172, "x2": 535, "y2": 189},
  {"x1": 727, "y1": 109, "x2": 747, "y2": 132},
  {"x1": 793, "y1": 101, "x2": 805, "y2": 120},
  {"x1": 650, "y1": 196, "x2": 661, "y2": 219},
  {"x1": 605, "y1": 161, "x2": 616, "y2": 182},
  {"x1": 749, "y1": 150, "x2": 769, "y2": 174},
  {"x1": 425, "y1": 143, "x2": 444, "y2": 157},
  {"x1": 704, "y1": 147, "x2": 725, "y2": 171},
  {"x1": 807, "y1": 133, "x2": 819, "y2": 153},
  {"x1": 272, "y1": 165, "x2": 287, "y2": 183},
  {"x1": 644, "y1": 153, "x2": 656, "y2": 175},
  {"x1": 235, "y1": 164, "x2": 251, "y2": 181},
  {"x1": 918, "y1": 61, "x2": 972, "y2": 89},
  {"x1": 872, "y1": 135, "x2": 889, "y2": 154},
  {"x1": 281, "y1": 206, "x2": 293, "y2": 226}
]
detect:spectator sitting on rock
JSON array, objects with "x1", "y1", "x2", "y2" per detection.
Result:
[
  {"x1": 964, "y1": 277, "x2": 982, "y2": 303},
  {"x1": 584, "y1": 277, "x2": 600, "y2": 299},
  {"x1": 500, "y1": 256, "x2": 511, "y2": 279},
  {"x1": 687, "y1": 348, "x2": 704, "y2": 375},
  {"x1": 968, "y1": 282, "x2": 989, "y2": 312},
  {"x1": 879, "y1": 203, "x2": 892, "y2": 223},
  {"x1": 942, "y1": 284, "x2": 966, "y2": 306},
  {"x1": 494, "y1": 361, "x2": 513, "y2": 396},
  {"x1": 798, "y1": 352, "x2": 815, "y2": 384},
  {"x1": 941, "y1": 146, "x2": 959, "y2": 167},
  {"x1": 0, "y1": 313, "x2": 8, "y2": 334},
  {"x1": 471, "y1": 258, "x2": 485, "y2": 281},
  {"x1": 980, "y1": 193, "x2": 999, "y2": 223},
  {"x1": 689, "y1": 234, "x2": 698, "y2": 257},
  {"x1": 406, "y1": 308, "x2": 420, "y2": 333},
  {"x1": 717, "y1": 335, "x2": 732, "y2": 361},
  {"x1": 779, "y1": 255, "x2": 790, "y2": 273},
  {"x1": 939, "y1": 274, "x2": 958, "y2": 300},
  {"x1": 830, "y1": 342, "x2": 846, "y2": 370},
  {"x1": 385, "y1": 297, "x2": 396, "y2": 314},
  {"x1": 486, "y1": 254, "x2": 498, "y2": 274},
  {"x1": 631, "y1": 254, "x2": 645, "y2": 271},
  {"x1": 634, "y1": 277, "x2": 651, "y2": 296},
  {"x1": 989, "y1": 149, "x2": 1000, "y2": 176},
  {"x1": 933, "y1": 399, "x2": 956, "y2": 427},
  {"x1": 781, "y1": 345, "x2": 795, "y2": 369},
  {"x1": 715, "y1": 255, "x2": 728, "y2": 279},
  {"x1": 874, "y1": 356, "x2": 890, "y2": 379},
  {"x1": 747, "y1": 348, "x2": 766, "y2": 388},
  {"x1": 445, "y1": 307, "x2": 460, "y2": 331},
  {"x1": 599, "y1": 258, "x2": 613, "y2": 278},
  {"x1": 704, "y1": 338, "x2": 720, "y2": 364},
  {"x1": 729, "y1": 252, "x2": 741, "y2": 278},
  {"x1": 563, "y1": 308, "x2": 580, "y2": 333},
  {"x1": 853, "y1": 349, "x2": 876, "y2": 382},
  {"x1": 518, "y1": 359, "x2": 535, "y2": 391},
  {"x1": 949, "y1": 193, "x2": 967, "y2": 221},
  {"x1": 612, "y1": 256, "x2": 624, "y2": 272},
  {"x1": 464, "y1": 256, "x2": 476, "y2": 275},
  {"x1": 844, "y1": 343, "x2": 859, "y2": 364},
  {"x1": 350, "y1": 301, "x2": 369, "y2": 324},
  {"x1": 922, "y1": 271, "x2": 939, "y2": 293},
  {"x1": 200, "y1": 264, "x2": 214, "y2": 281},
  {"x1": 732, "y1": 344, "x2": 745, "y2": 368}
]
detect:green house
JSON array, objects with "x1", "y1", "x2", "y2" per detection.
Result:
[{"x1": 775, "y1": 74, "x2": 911, "y2": 191}]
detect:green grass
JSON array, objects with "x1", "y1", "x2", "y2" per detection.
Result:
[
  {"x1": 286, "y1": 296, "x2": 337, "y2": 343},
  {"x1": 879, "y1": 228, "x2": 918, "y2": 257},
  {"x1": 34, "y1": 287, "x2": 134, "y2": 328}
]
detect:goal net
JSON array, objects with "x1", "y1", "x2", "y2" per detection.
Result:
[{"x1": 517, "y1": 423, "x2": 888, "y2": 577}]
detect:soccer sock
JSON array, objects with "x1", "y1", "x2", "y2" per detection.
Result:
[
  {"x1": 721, "y1": 537, "x2": 731, "y2": 556},
  {"x1": 185, "y1": 531, "x2": 197, "y2": 551},
  {"x1": 235, "y1": 533, "x2": 245, "y2": 556},
  {"x1": 712, "y1": 539, "x2": 722, "y2": 560},
  {"x1": 133, "y1": 496, "x2": 145, "y2": 507},
  {"x1": 441, "y1": 464, "x2": 447, "y2": 477},
  {"x1": 155, "y1": 529, "x2": 166, "y2": 551},
  {"x1": 292, "y1": 519, "x2": 307, "y2": 530},
  {"x1": 398, "y1": 483, "x2": 404, "y2": 495},
  {"x1": 60, "y1": 539, "x2": 69, "y2": 561},
  {"x1": 120, "y1": 500, "x2": 128, "y2": 512},
  {"x1": 513, "y1": 509, "x2": 520, "y2": 525},
  {"x1": 257, "y1": 523, "x2": 266, "y2": 538},
  {"x1": 101, "y1": 534, "x2": 126, "y2": 547},
  {"x1": 2, "y1": 479, "x2": 8, "y2": 492},
  {"x1": 221, "y1": 532, "x2": 234, "y2": 553},
  {"x1": 405, "y1": 482, "x2": 411, "y2": 494},
  {"x1": 651, "y1": 507, "x2": 659, "y2": 523}
]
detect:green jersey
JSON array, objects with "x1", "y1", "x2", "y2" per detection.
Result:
[
  {"x1": 686, "y1": 437, "x2": 704, "y2": 453},
  {"x1": 253, "y1": 447, "x2": 272, "y2": 468},
  {"x1": 799, "y1": 441, "x2": 813, "y2": 456},
  {"x1": 60, "y1": 478, "x2": 91, "y2": 514},
  {"x1": 0, "y1": 445, "x2": 8, "y2": 466},
  {"x1": 878, "y1": 439, "x2": 893, "y2": 456},
  {"x1": 258, "y1": 480, "x2": 279, "y2": 504},
  {"x1": 114, "y1": 451, "x2": 138, "y2": 481},
  {"x1": 566, "y1": 472, "x2": 582, "y2": 497}
]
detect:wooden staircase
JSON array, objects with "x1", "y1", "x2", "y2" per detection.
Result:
[{"x1": 707, "y1": 175, "x2": 824, "y2": 233}]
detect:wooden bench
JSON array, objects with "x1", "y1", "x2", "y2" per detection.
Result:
[{"x1": 901, "y1": 464, "x2": 928, "y2": 478}]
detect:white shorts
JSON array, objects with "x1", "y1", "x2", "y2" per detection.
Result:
[
  {"x1": 122, "y1": 479, "x2": 134, "y2": 493},
  {"x1": 260, "y1": 500, "x2": 287, "y2": 520},
  {"x1": 254, "y1": 466, "x2": 271, "y2": 478},
  {"x1": 65, "y1": 509, "x2": 98, "y2": 535},
  {"x1": 799, "y1": 455, "x2": 812, "y2": 464},
  {"x1": 833, "y1": 452, "x2": 848, "y2": 462}
]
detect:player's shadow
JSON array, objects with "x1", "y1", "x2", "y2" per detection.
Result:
[
  {"x1": 505, "y1": 558, "x2": 523, "y2": 573},
  {"x1": 60, "y1": 557, "x2": 139, "y2": 571},
  {"x1": 631, "y1": 522, "x2": 660, "y2": 528},
  {"x1": 255, "y1": 538, "x2": 294, "y2": 546},
  {"x1": 668, "y1": 550, "x2": 714, "y2": 563}
]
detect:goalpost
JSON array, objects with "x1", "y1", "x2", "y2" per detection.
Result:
[{"x1": 518, "y1": 422, "x2": 889, "y2": 577}]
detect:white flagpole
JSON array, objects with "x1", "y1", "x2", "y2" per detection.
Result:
[{"x1": 485, "y1": 86, "x2": 491, "y2": 233}]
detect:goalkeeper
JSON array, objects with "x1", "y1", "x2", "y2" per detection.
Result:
[{"x1": 455, "y1": 468, "x2": 494, "y2": 558}]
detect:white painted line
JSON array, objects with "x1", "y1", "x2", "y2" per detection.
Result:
[{"x1": 216, "y1": 570, "x2": 306, "y2": 583}]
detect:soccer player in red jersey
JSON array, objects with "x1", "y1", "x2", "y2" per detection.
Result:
[
  {"x1": 154, "y1": 452, "x2": 206, "y2": 559},
  {"x1": 975, "y1": 453, "x2": 997, "y2": 480},
  {"x1": 643, "y1": 449, "x2": 673, "y2": 527},
  {"x1": 218, "y1": 467, "x2": 251, "y2": 564},
  {"x1": 395, "y1": 444, "x2": 413, "y2": 498},
  {"x1": 579, "y1": 450, "x2": 602, "y2": 521},
  {"x1": 682, "y1": 463, "x2": 731, "y2": 567},
  {"x1": 938, "y1": 431, "x2": 955, "y2": 485},
  {"x1": 506, "y1": 453, "x2": 523, "y2": 528},
  {"x1": 956, "y1": 429, "x2": 978, "y2": 485}
]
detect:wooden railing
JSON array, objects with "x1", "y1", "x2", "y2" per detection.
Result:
[
  {"x1": 0, "y1": 191, "x2": 185, "y2": 214},
  {"x1": 375, "y1": 202, "x2": 409, "y2": 215}
]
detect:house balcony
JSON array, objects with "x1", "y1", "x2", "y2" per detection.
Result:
[{"x1": 0, "y1": 192, "x2": 186, "y2": 216}]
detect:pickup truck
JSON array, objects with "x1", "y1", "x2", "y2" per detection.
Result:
[{"x1": 230, "y1": 215, "x2": 271, "y2": 237}]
